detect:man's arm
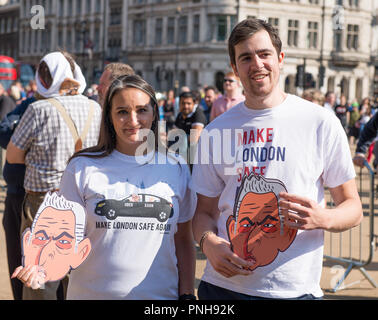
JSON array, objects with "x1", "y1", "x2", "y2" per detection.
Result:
[
  {"x1": 353, "y1": 112, "x2": 378, "y2": 167},
  {"x1": 279, "y1": 179, "x2": 362, "y2": 233},
  {"x1": 192, "y1": 193, "x2": 253, "y2": 278},
  {"x1": 6, "y1": 141, "x2": 26, "y2": 164}
]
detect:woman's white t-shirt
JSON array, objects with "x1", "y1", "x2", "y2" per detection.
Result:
[{"x1": 59, "y1": 150, "x2": 196, "y2": 300}]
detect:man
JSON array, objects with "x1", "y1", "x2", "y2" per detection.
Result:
[
  {"x1": 199, "y1": 86, "x2": 218, "y2": 124},
  {"x1": 353, "y1": 110, "x2": 378, "y2": 169},
  {"x1": 209, "y1": 71, "x2": 244, "y2": 121},
  {"x1": 6, "y1": 51, "x2": 102, "y2": 300},
  {"x1": 12, "y1": 192, "x2": 91, "y2": 289},
  {"x1": 191, "y1": 18, "x2": 362, "y2": 300},
  {"x1": 323, "y1": 91, "x2": 336, "y2": 114},
  {"x1": 97, "y1": 62, "x2": 134, "y2": 106},
  {"x1": 0, "y1": 83, "x2": 16, "y2": 121},
  {"x1": 175, "y1": 91, "x2": 207, "y2": 145},
  {"x1": 334, "y1": 94, "x2": 349, "y2": 132},
  {"x1": 0, "y1": 95, "x2": 36, "y2": 300}
]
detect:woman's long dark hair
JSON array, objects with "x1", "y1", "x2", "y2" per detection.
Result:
[{"x1": 68, "y1": 74, "x2": 161, "y2": 163}]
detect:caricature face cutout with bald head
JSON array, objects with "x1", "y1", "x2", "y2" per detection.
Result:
[
  {"x1": 22, "y1": 192, "x2": 91, "y2": 283},
  {"x1": 226, "y1": 173, "x2": 296, "y2": 271}
]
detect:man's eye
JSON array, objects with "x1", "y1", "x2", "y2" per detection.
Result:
[
  {"x1": 32, "y1": 237, "x2": 48, "y2": 246},
  {"x1": 56, "y1": 239, "x2": 72, "y2": 250},
  {"x1": 238, "y1": 223, "x2": 253, "y2": 233},
  {"x1": 261, "y1": 223, "x2": 277, "y2": 233}
]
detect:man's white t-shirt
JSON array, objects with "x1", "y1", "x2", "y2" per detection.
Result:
[
  {"x1": 191, "y1": 94, "x2": 355, "y2": 299},
  {"x1": 59, "y1": 150, "x2": 196, "y2": 299}
]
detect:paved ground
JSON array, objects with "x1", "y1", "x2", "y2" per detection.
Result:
[{"x1": 0, "y1": 161, "x2": 377, "y2": 300}]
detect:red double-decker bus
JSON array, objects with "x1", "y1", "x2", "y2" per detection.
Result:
[{"x1": 0, "y1": 55, "x2": 17, "y2": 90}]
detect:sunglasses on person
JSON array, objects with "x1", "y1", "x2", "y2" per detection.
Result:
[{"x1": 223, "y1": 78, "x2": 237, "y2": 83}]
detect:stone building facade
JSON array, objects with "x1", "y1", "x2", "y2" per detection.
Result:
[{"x1": 3, "y1": 0, "x2": 377, "y2": 100}]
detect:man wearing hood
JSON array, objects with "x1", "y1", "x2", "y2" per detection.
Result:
[{"x1": 6, "y1": 51, "x2": 102, "y2": 300}]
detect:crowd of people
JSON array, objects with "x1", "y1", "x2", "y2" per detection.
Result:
[{"x1": 0, "y1": 16, "x2": 374, "y2": 301}]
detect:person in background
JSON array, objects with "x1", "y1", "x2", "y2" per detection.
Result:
[
  {"x1": 323, "y1": 91, "x2": 336, "y2": 114},
  {"x1": 209, "y1": 71, "x2": 244, "y2": 121},
  {"x1": 353, "y1": 110, "x2": 378, "y2": 170},
  {"x1": 0, "y1": 83, "x2": 16, "y2": 121},
  {"x1": 0, "y1": 95, "x2": 35, "y2": 300},
  {"x1": 334, "y1": 94, "x2": 349, "y2": 132},
  {"x1": 347, "y1": 102, "x2": 360, "y2": 145},
  {"x1": 199, "y1": 86, "x2": 218, "y2": 124},
  {"x1": 302, "y1": 89, "x2": 325, "y2": 106},
  {"x1": 97, "y1": 63, "x2": 135, "y2": 107},
  {"x1": 6, "y1": 51, "x2": 102, "y2": 300}
]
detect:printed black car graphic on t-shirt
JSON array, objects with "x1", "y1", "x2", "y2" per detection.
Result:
[{"x1": 95, "y1": 193, "x2": 174, "y2": 222}]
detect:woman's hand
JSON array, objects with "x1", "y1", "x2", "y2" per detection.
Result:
[{"x1": 11, "y1": 265, "x2": 46, "y2": 290}]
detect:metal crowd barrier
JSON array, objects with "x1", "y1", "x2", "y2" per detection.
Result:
[{"x1": 323, "y1": 160, "x2": 377, "y2": 292}]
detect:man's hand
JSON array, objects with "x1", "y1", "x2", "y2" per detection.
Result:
[
  {"x1": 279, "y1": 192, "x2": 330, "y2": 230},
  {"x1": 353, "y1": 153, "x2": 366, "y2": 168},
  {"x1": 202, "y1": 231, "x2": 253, "y2": 278}
]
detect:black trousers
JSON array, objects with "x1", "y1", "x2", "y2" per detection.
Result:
[{"x1": 2, "y1": 192, "x2": 25, "y2": 300}]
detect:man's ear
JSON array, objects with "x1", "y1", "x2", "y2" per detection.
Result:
[
  {"x1": 231, "y1": 63, "x2": 239, "y2": 78},
  {"x1": 21, "y1": 228, "x2": 32, "y2": 253},
  {"x1": 226, "y1": 215, "x2": 237, "y2": 244},
  {"x1": 71, "y1": 238, "x2": 92, "y2": 269}
]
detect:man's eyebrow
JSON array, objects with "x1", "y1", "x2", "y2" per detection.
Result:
[
  {"x1": 34, "y1": 230, "x2": 48, "y2": 238},
  {"x1": 257, "y1": 215, "x2": 278, "y2": 226},
  {"x1": 53, "y1": 232, "x2": 74, "y2": 241},
  {"x1": 237, "y1": 48, "x2": 274, "y2": 60},
  {"x1": 239, "y1": 217, "x2": 254, "y2": 225}
]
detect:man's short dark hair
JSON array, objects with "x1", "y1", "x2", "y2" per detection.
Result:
[
  {"x1": 228, "y1": 18, "x2": 282, "y2": 67},
  {"x1": 204, "y1": 86, "x2": 217, "y2": 94},
  {"x1": 179, "y1": 91, "x2": 195, "y2": 102}
]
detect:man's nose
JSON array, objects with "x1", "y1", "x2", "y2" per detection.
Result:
[
  {"x1": 38, "y1": 238, "x2": 56, "y2": 264},
  {"x1": 251, "y1": 55, "x2": 264, "y2": 69}
]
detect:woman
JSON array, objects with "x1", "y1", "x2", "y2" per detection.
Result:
[{"x1": 15, "y1": 75, "x2": 197, "y2": 300}]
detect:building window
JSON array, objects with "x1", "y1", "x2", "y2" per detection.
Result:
[
  {"x1": 155, "y1": 18, "x2": 163, "y2": 45},
  {"x1": 133, "y1": 19, "x2": 146, "y2": 46},
  {"x1": 178, "y1": 16, "x2": 188, "y2": 44},
  {"x1": 287, "y1": 19, "x2": 299, "y2": 47},
  {"x1": 167, "y1": 17, "x2": 175, "y2": 44},
  {"x1": 309, "y1": 0, "x2": 319, "y2": 3},
  {"x1": 76, "y1": 0, "x2": 81, "y2": 15},
  {"x1": 346, "y1": 24, "x2": 358, "y2": 49},
  {"x1": 307, "y1": 21, "x2": 318, "y2": 48},
  {"x1": 193, "y1": 14, "x2": 200, "y2": 43},
  {"x1": 58, "y1": 0, "x2": 64, "y2": 17},
  {"x1": 349, "y1": 0, "x2": 359, "y2": 7},
  {"x1": 216, "y1": 16, "x2": 227, "y2": 41},
  {"x1": 110, "y1": 7, "x2": 121, "y2": 25},
  {"x1": 94, "y1": 26, "x2": 100, "y2": 51},
  {"x1": 334, "y1": 29, "x2": 343, "y2": 51},
  {"x1": 268, "y1": 17, "x2": 279, "y2": 34},
  {"x1": 58, "y1": 30, "x2": 63, "y2": 48},
  {"x1": 86, "y1": 0, "x2": 92, "y2": 13}
]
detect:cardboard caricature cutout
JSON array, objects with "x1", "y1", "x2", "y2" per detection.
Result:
[
  {"x1": 20, "y1": 192, "x2": 91, "y2": 289},
  {"x1": 226, "y1": 173, "x2": 297, "y2": 271}
]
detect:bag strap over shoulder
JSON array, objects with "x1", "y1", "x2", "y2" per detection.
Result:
[{"x1": 47, "y1": 98, "x2": 95, "y2": 152}]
